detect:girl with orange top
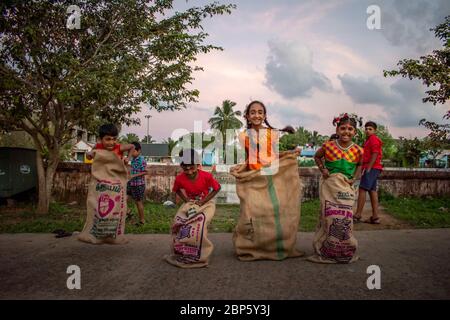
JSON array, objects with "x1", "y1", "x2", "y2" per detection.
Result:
[{"x1": 238, "y1": 100, "x2": 297, "y2": 171}]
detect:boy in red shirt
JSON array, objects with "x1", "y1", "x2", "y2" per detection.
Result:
[
  {"x1": 173, "y1": 149, "x2": 221, "y2": 207},
  {"x1": 86, "y1": 124, "x2": 135, "y2": 163},
  {"x1": 354, "y1": 121, "x2": 383, "y2": 224}
]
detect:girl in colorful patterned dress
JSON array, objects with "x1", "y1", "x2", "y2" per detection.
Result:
[{"x1": 307, "y1": 113, "x2": 364, "y2": 264}]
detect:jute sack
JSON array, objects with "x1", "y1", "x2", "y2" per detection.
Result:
[
  {"x1": 307, "y1": 173, "x2": 358, "y2": 264},
  {"x1": 164, "y1": 200, "x2": 215, "y2": 268},
  {"x1": 230, "y1": 152, "x2": 303, "y2": 261},
  {"x1": 78, "y1": 149, "x2": 129, "y2": 245}
]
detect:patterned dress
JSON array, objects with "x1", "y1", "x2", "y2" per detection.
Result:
[{"x1": 322, "y1": 140, "x2": 363, "y2": 179}]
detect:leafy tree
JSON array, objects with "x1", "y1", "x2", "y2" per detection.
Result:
[
  {"x1": 0, "y1": 0, "x2": 234, "y2": 213},
  {"x1": 395, "y1": 137, "x2": 425, "y2": 167},
  {"x1": 0, "y1": 131, "x2": 35, "y2": 148},
  {"x1": 384, "y1": 16, "x2": 450, "y2": 142},
  {"x1": 279, "y1": 126, "x2": 312, "y2": 151},
  {"x1": 376, "y1": 125, "x2": 397, "y2": 160}
]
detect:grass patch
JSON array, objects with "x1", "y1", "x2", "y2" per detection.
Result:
[
  {"x1": 0, "y1": 200, "x2": 321, "y2": 233},
  {"x1": 0, "y1": 202, "x2": 85, "y2": 233},
  {"x1": 381, "y1": 196, "x2": 450, "y2": 228},
  {"x1": 299, "y1": 199, "x2": 320, "y2": 232}
]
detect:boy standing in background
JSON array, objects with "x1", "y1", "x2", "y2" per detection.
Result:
[{"x1": 354, "y1": 121, "x2": 383, "y2": 224}]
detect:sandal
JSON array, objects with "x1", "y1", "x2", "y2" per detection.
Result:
[
  {"x1": 135, "y1": 221, "x2": 145, "y2": 227},
  {"x1": 353, "y1": 215, "x2": 362, "y2": 223},
  {"x1": 54, "y1": 230, "x2": 72, "y2": 238},
  {"x1": 366, "y1": 217, "x2": 381, "y2": 224}
]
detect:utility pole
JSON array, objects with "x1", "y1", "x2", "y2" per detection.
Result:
[{"x1": 145, "y1": 115, "x2": 152, "y2": 143}]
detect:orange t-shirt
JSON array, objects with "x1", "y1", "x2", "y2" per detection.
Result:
[{"x1": 238, "y1": 128, "x2": 279, "y2": 170}]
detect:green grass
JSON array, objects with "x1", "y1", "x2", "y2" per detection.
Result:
[
  {"x1": 3, "y1": 196, "x2": 448, "y2": 233},
  {"x1": 299, "y1": 199, "x2": 320, "y2": 232},
  {"x1": 0, "y1": 200, "x2": 321, "y2": 233},
  {"x1": 381, "y1": 196, "x2": 450, "y2": 229},
  {"x1": 0, "y1": 202, "x2": 85, "y2": 233}
]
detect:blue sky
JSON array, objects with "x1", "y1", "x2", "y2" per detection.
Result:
[{"x1": 123, "y1": 0, "x2": 450, "y2": 141}]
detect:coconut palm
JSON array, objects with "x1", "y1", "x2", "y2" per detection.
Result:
[
  {"x1": 162, "y1": 137, "x2": 178, "y2": 154},
  {"x1": 208, "y1": 100, "x2": 243, "y2": 135},
  {"x1": 120, "y1": 133, "x2": 140, "y2": 144},
  {"x1": 208, "y1": 100, "x2": 243, "y2": 163}
]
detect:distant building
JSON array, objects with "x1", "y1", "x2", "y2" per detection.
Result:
[
  {"x1": 420, "y1": 150, "x2": 450, "y2": 168},
  {"x1": 141, "y1": 143, "x2": 171, "y2": 163},
  {"x1": 68, "y1": 127, "x2": 96, "y2": 162}
]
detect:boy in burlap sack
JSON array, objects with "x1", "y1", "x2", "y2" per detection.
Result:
[
  {"x1": 164, "y1": 149, "x2": 221, "y2": 268},
  {"x1": 307, "y1": 113, "x2": 364, "y2": 263},
  {"x1": 231, "y1": 100, "x2": 303, "y2": 261},
  {"x1": 78, "y1": 124, "x2": 134, "y2": 245}
]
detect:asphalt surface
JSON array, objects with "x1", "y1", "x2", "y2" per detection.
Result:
[{"x1": 1, "y1": 229, "x2": 449, "y2": 300}]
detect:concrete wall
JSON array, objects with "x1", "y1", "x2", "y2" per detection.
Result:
[{"x1": 53, "y1": 163, "x2": 450, "y2": 204}]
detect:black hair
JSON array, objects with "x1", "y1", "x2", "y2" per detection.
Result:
[
  {"x1": 99, "y1": 124, "x2": 119, "y2": 138},
  {"x1": 132, "y1": 141, "x2": 141, "y2": 151},
  {"x1": 244, "y1": 100, "x2": 295, "y2": 134},
  {"x1": 365, "y1": 121, "x2": 378, "y2": 130},
  {"x1": 179, "y1": 148, "x2": 201, "y2": 165},
  {"x1": 332, "y1": 114, "x2": 362, "y2": 129}
]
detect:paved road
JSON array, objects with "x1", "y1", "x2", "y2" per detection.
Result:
[{"x1": 1, "y1": 229, "x2": 449, "y2": 300}]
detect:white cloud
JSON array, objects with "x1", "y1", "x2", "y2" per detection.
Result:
[{"x1": 264, "y1": 40, "x2": 333, "y2": 99}]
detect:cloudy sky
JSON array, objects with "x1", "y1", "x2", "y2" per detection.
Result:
[{"x1": 123, "y1": 0, "x2": 450, "y2": 142}]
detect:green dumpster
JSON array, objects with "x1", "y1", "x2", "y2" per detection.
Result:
[{"x1": 0, "y1": 147, "x2": 37, "y2": 198}]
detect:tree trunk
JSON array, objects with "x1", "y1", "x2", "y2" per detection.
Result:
[
  {"x1": 35, "y1": 148, "x2": 60, "y2": 214},
  {"x1": 36, "y1": 150, "x2": 48, "y2": 214}
]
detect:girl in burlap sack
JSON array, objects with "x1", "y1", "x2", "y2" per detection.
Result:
[
  {"x1": 164, "y1": 149, "x2": 221, "y2": 268},
  {"x1": 231, "y1": 101, "x2": 302, "y2": 261},
  {"x1": 307, "y1": 113, "x2": 364, "y2": 263}
]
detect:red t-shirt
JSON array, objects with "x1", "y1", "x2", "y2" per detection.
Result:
[
  {"x1": 172, "y1": 170, "x2": 221, "y2": 201},
  {"x1": 95, "y1": 143, "x2": 123, "y2": 159},
  {"x1": 362, "y1": 134, "x2": 383, "y2": 170}
]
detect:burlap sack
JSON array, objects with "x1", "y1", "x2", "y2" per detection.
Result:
[
  {"x1": 230, "y1": 152, "x2": 303, "y2": 261},
  {"x1": 78, "y1": 149, "x2": 129, "y2": 245},
  {"x1": 307, "y1": 173, "x2": 359, "y2": 264},
  {"x1": 164, "y1": 200, "x2": 215, "y2": 268}
]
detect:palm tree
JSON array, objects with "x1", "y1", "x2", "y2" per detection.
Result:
[
  {"x1": 208, "y1": 100, "x2": 243, "y2": 163},
  {"x1": 310, "y1": 130, "x2": 325, "y2": 147},
  {"x1": 141, "y1": 135, "x2": 155, "y2": 144},
  {"x1": 119, "y1": 133, "x2": 140, "y2": 144},
  {"x1": 162, "y1": 137, "x2": 178, "y2": 154}
]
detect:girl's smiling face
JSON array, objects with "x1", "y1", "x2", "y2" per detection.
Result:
[
  {"x1": 336, "y1": 121, "x2": 356, "y2": 144},
  {"x1": 246, "y1": 103, "x2": 266, "y2": 128}
]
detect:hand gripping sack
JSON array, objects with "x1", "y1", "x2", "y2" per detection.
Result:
[
  {"x1": 307, "y1": 173, "x2": 359, "y2": 264},
  {"x1": 164, "y1": 200, "x2": 215, "y2": 268},
  {"x1": 230, "y1": 152, "x2": 303, "y2": 261},
  {"x1": 78, "y1": 149, "x2": 129, "y2": 245}
]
